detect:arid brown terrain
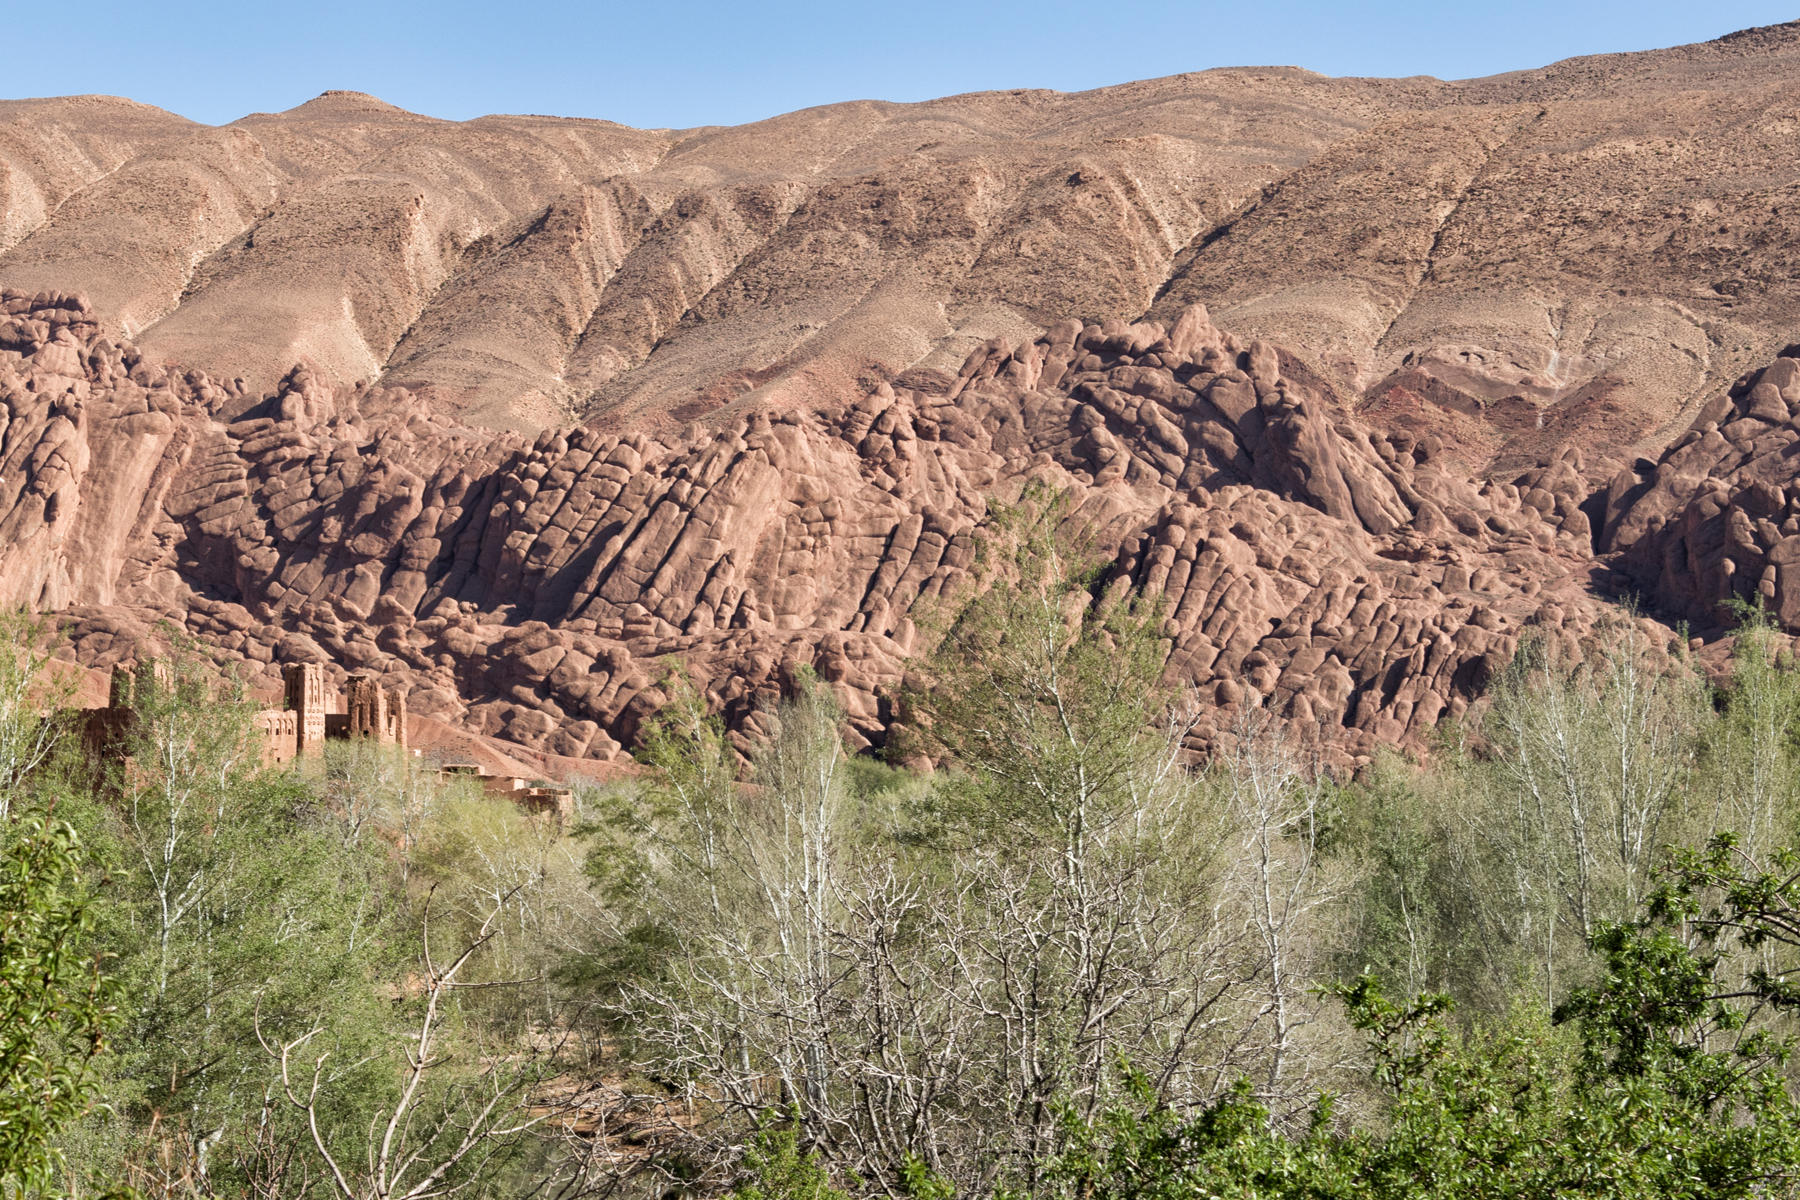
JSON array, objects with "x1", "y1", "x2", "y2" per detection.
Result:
[{"x1": 7, "y1": 23, "x2": 1800, "y2": 766}]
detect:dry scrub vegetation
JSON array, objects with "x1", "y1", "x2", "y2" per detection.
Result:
[{"x1": 9, "y1": 497, "x2": 1800, "y2": 1197}]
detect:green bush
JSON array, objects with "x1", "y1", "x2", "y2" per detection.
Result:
[{"x1": 0, "y1": 815, "x2": 115, "y2": 1190}]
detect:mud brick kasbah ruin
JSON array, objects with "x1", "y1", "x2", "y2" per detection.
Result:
[
  {"x1": 262, "y1": 662, "x2": 408, "y2": 763},
  {"x1": 81, "y1": 660, "x2": 574, "y2": 823}
]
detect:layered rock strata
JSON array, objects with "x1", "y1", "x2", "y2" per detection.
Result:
[
  {"x1": 1604, "y1": 353, "x2": 1800, "y2": 632},
  {"x1": 1, "y1": 287, "x2": 1716, "y2": 767}
]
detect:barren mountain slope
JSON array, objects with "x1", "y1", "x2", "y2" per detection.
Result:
[
  {"x1": 11, "y1": 26, "x2": 1800, "y2": 767},
  {"x1": 12, "y1": 68, "x2": 1430, "y2": 432},
  {"x1": 0, "y1": 96, "x2": 200, "y2": 260},
  {"x1": 7, "y1": 25, "x2": 1800, "y2": 465}
]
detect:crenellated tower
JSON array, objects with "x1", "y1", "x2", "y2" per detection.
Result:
[
  {"x1": 344, "y1": 674, "x2": 399, "y2": 745},
  {"x1": 283, "y1": 662, "x2": 329, "y2": 754}
]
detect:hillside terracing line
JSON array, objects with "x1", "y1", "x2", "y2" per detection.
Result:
[{"x1": 0, "y1": 287, "x2": 1773, "y2": 767}]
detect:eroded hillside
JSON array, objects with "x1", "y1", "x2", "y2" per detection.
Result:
[
  {"x1": 11, "y1": 25, "x2": 1800, "y2": 764},
  {"x1": 6, "y1": 22, "x2": 1800, "y2": 469},
  {"x1": 6, "y1": 286, "x2": 1787, "y2": 766}
]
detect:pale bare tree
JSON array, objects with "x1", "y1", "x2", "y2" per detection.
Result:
[
  {"x1": 1475, "y1": 620, "x2": 1702, "y2": 1004},
  {"x1": 1215, "y1": 704, "x2": 1346, "y2": 1114},
  {"x1": 118, "y1": 656, "x2": 261, "y2": 999},
  {"x1": 594, "y1": 496, "x2": 1360, "y2": 1193},
  {"x1": 264, "y1": 882, "x2": 561, "y2": 1200},
  {"x1": 0, "y1": 607, "x2": 75, "y2": 816},
  {"x1": 603, "y1": 675, "x2": 1347, "y2": 1194},
  {"x1": 1708, "y1": 616, "x2": 1800, "y2": 858}
]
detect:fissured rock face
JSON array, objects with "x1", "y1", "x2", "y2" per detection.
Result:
[
  {"x1": 2, "y1": 288, "x2": 1740, "y2": 768},
  {"x1": 1603, "y1": 354, "x2": 1800, "y2": 632}
]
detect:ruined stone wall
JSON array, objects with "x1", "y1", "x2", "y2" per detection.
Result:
[
  {"x1": 253, "y1": 709, "x2": 299, "y2": 765},
  {"x1": 75, "y1": 707, "x2": 134, "y2": 770},
  {"x1": 344, "y1": 674, "x2": 405, "y2": 746}
]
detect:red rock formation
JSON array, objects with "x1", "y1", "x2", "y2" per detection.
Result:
[
  {"x1": 1603, "y1": 352, "x2": 1800, "y2": 632},
  {"x1": 0, "y1": 288, "x2": 1707, "y2": 769}
]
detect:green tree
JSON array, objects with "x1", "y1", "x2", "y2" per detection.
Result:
[
  {"x1": 1456, "y1": 621, "x2": 1706, "y2": 1009},
  {"x1": 903, "y1": 487, "x2": 1330, "y2": 1147},
  {"x1": 1708, "y1": 604, "x2": 1800, "y2": 857},
  {"x1": 265, "y1": 881, "x2": 562, "y2": 1200},
  {"x1": 0, "y1": 608, "x2": 73, "y2": 813},
  {"x1": 724, "y1": 1124, "x2": 857, "y2": 1200},
  {"x1": 900, "y1": 485, "x2": 1179, "y2": 851},
  {"x1": 0, "y1": 815, "x2": 116, "y2": 1191},
  {"x1": 1035, "y1": 841, "x2": 1800, "y2": 1200},
  {"x1": 71, "y1": 647, "x2": 403, "y2": 1195}
]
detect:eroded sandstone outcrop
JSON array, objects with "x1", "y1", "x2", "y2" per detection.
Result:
[
  {"x1": 1603, "y1": 352, "x2": 1800, "y2": 632},
  {"x1": 0, "y1": 287, "x2": 1717, "y2": 768}
]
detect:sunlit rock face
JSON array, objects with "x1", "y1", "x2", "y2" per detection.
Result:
[{"x1": 0, "y1": 289, "x2": 1734, "y2": 769}]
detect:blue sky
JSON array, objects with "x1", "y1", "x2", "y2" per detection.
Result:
[{"x1": 15, "y1": 1, "x2": 1799, "y2": 128}]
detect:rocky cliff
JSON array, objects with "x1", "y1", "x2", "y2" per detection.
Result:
[{"x1": 3, "y1": 285, "x2": 1766, "y2": 767}]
